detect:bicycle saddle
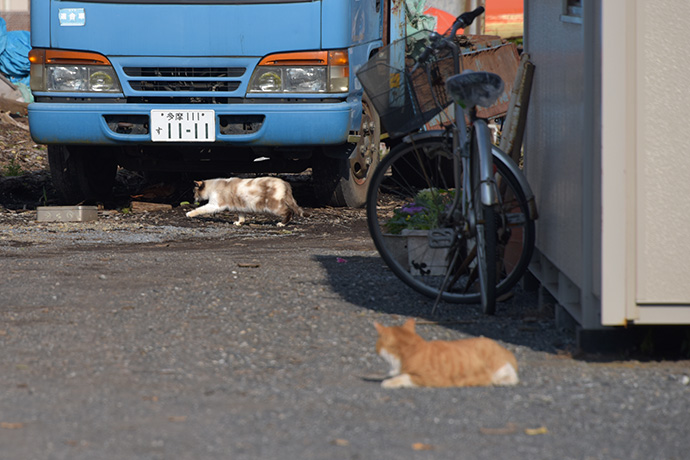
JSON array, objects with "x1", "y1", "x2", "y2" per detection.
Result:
[{"x1": 445, "y1": 70, "x2": 504, "y2": 109}]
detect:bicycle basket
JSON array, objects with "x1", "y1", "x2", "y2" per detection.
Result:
[{"x1": 357, "y1": 30, "x2": 458, "y2": 138}]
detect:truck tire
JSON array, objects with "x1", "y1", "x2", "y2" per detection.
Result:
[
  {"x1": 313, "y1": 93, "x2": 381, "y2": 207},
  {"x1": 48, "y1": 145, "x2": 118, "y2": 204}
]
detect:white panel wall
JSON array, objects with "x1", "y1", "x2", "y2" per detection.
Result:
[{"x1": 634, "y1": 1, "x2": 690, "y2": 304}]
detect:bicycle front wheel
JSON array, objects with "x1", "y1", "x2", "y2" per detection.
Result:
[{"x1": 366, "y1": 134, "x2": 535, "y2": 306}]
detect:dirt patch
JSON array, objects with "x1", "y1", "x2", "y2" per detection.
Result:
[
  {"x1": 0, "y1": 115, "x2": 55, "y2": 209},
  {"x1": 0, "y1": 116, "x2": 44, "y2": 172}
]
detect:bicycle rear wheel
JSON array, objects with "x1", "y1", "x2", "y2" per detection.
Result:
[{"x1": 366, "y1": 134, "x2": 535, "y2": 306}]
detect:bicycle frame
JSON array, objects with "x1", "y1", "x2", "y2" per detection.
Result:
[
  {"x1": 452, "y1": 103, "x2": 497, "y2": 217},
  {"x1": 419, "y1": 26, "x2": 498, "y2": 228}
]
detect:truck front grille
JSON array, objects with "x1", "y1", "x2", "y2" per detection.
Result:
[
  {"x1": 129, "y1": 80, "x2": 241, "y2": 92},
  {"x1": 123, "y1": 67, "x2": 245, "y2": 78},
  {"x1": 122, "y1": 66, "x2": 246, "y2": 94}
]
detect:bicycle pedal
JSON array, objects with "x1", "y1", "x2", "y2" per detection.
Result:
[{"x1": 428, "y1": 228, "x2": 455, "y2": 248}]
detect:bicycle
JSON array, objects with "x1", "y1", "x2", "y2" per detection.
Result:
[{"x1": 357, "y1": 7, "x2": 538, "y2": 314}]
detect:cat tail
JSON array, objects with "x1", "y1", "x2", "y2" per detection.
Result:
[
  {"x1": 285, "y1": 195, "x2": 310, "y2": 218},
  {"x1": 491, "y1": 362, "x2": 519, "y2": 386}
]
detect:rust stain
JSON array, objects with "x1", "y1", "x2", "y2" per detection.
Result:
[{"x1": 390, "y1": 0, "x2": 404, "y2": 14}]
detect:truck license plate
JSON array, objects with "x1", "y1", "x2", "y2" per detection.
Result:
[{"x1": 151, "y1": 110, "x2": 216, "y2": 142}]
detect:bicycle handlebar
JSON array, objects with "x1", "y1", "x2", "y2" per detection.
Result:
[
  {"x1": 413, "y1": 7, "x2": 485, "y2": 70},
  {"x1": 456, "y1": 6, "x2": 485, "y2": 31}
]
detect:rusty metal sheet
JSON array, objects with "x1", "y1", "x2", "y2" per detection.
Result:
[
  {"x1": 464, "y1": 34, "x2": 506, "y2": 50},
  {"x1": 425, "y1": 39, "x2": 519, "y2": 130},
  {"x1": 462, "y1": 41, "x2": 520, "y2": 119}
]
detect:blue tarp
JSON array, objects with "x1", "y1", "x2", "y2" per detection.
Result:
[{"x1": 0, "y1": 17, "x2": 30, "y2": 85}]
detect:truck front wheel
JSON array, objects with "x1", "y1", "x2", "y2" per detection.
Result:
[
  {"x1": 313, "y1": 93, "x2": 381, "y2": 207},
  {"x1": 48, "y1": 145, "x2": 118, "y2": 204}
]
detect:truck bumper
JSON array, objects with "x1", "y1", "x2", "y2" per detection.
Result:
[{"x1": 28, "y1": 101, "x2": 356, "y2": 146}]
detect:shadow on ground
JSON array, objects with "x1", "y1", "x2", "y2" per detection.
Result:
[
  {"x1": 313, "y1": 254, "x2": 570, "y2": 355},
  {"x1": 315, "y1": 254, "x2": 690, "y2": 361}
]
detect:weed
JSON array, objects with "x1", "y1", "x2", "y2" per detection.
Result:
[
  {"x1": 40, "y1": 186, "x2": 49, "y2": 206},
  {"x1": 2, "y1": 156, "x2": 23, "y2": 176}
]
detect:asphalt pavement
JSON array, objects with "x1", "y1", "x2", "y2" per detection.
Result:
[{"x1": 0, "y1": 207, "x2": 688, "y2": 460}]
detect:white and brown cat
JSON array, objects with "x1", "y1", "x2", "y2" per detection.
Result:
[
  {"x1": 374, "y1": 318, "x2": 519, "y2": 389},
  {"x1": 186, "y1": 177, "x2": 306, "y2": 226}
]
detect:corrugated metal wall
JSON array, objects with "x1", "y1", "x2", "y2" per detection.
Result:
[{"x1": 524, "y1": 0, "x2": 586, "y2": 289}]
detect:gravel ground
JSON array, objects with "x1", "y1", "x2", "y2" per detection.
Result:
[
  {"x1": 0, "y1": 117, "x2": 689, "y2": 459},
  {"x1": 1, "y1": 203, "x2": 689, "y2": 460}
]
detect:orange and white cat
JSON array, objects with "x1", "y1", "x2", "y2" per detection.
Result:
[
  {"x1": 374, "y1": 318, "x2": 519, "y2": 388},
  {"x1": 186, "y1": 177, "x2": 306, "y2": 226}
]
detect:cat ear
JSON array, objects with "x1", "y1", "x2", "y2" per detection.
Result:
[
  {"x1": 194, "y1": 180, "x2": 204, "y2": 189},
  {"x1": 373, "y1": 322, "x2": 384, "y2": 334},
  {"x1": 403, "y1": 318, "x2": 416, "y2": 331}
]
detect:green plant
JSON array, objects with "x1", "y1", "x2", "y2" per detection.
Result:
[
  {"x1": 2, "y1": 156, "x2": 23, "y2": 177},
  {"x1": 384, "y1": 188, "x2": 455, "y2": 234},
  {"x1": 40, "y1": 186, "x2": 49, "y2": 206}
]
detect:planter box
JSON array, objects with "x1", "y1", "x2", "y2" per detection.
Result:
[{"x1": 383, "y1": 229, "x2": 449, "y2": 276}]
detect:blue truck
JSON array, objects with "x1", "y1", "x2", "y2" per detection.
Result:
[{"x1": 28, "y1": 0, "x2": 393, "y2": 206}]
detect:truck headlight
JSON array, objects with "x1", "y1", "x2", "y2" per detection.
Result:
[
  {"x1": 248, "y1": 50, "x2": 349, "y2": 94},
  {"x1": 29, "y1": 49, "x2": 122, "y2": 93}
]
